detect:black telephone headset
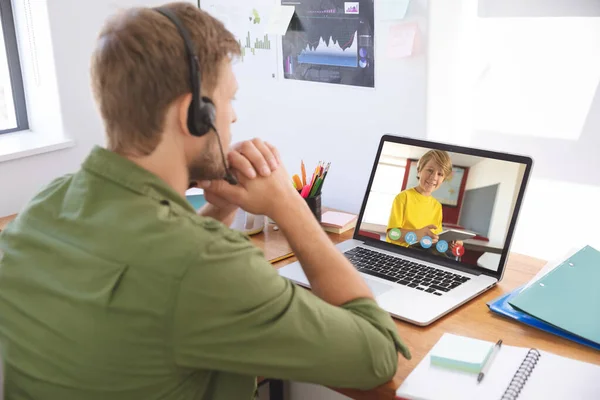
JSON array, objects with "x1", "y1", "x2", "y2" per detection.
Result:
[{"x1": 154, "y1": 7, "x2": 237, "y2": 184}]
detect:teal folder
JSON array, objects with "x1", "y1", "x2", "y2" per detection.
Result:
[
  {"x1": 509, "y1": 245, "x2": 600, "y2": 345},
  {"x1": 186, "y1": 194, "x2": 206, "y2": 211}
]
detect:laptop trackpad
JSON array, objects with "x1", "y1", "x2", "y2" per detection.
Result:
[{"x1": 364, "y1": 277, "x2": 395, "y2": 297}]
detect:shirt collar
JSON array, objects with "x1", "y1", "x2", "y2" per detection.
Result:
[{"x1": 82, "y1": 146, "x2": 197, "y2": 214}]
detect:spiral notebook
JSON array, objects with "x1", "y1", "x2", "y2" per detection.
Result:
[{"x1": 396, "y1": 333, "x2": 600, "y2": 400}]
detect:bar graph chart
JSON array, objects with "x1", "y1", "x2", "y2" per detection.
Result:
[
  {"x1": 238, "y1": 32, "x2": 272, "y2": 61},
  {"x1": 204, "y1": 0, "x2": 277, "y2": 80}
]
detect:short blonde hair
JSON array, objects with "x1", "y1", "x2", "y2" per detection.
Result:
[
  {"x1": 90, "y1": 2, "x2": 241, "y2": 156},
  {"x1": 417, "y1": 150, "x2": 453, "y2": 181}
]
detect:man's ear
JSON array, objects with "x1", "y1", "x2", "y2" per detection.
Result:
[{"x1": 177, "y1": 93, "x2": 194, "y2": 137}]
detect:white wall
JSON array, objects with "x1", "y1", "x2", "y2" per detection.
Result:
[
  {"x1": 426, "y1": 0, "x2": 479, "y2": 146},
  {"x1": 462, "y1": 159, "x2": 523, "y2": 245},
  {"x1": 427, "y1": 0, "x2": 600, "y2": 260},
  {"x1": 470, "y1": 12, "x2": 600, "y2": 259},
  {"x1": 228, "y1": 0, "x2": 429, "y2": 214},
  {"x1": 478, "y1": 0, "x2": 600, "y2": 17}
]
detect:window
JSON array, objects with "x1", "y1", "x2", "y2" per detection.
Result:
[
  {"x1": 473, "y1": 17, "x2": 600, "y2": 141},
  {"x1": 362, "y1": 157, "x2": 406, "y2": 226},
  {"x1": 473, "y1": 1, "x2": 600, "y2": 140},
  {"x1": 0, "y1": 0, "x2": 27, "y2": 134}
]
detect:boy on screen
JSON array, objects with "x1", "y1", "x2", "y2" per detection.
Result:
[{"x1": 386, "y1": 150, "x2": 462, "y2": 254}]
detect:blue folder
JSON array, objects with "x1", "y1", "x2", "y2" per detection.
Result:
[{"x1": 487, "y1": 286, "x2": 600, "y2": 351}]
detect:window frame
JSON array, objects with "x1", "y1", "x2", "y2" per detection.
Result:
[{"x1": 0, "y1": 0, "x2": 28, "y2": 134}]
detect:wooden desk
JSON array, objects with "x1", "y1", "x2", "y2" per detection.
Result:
[{"x1": 252, "y1": 227, "x2": 600, "y2": 399}]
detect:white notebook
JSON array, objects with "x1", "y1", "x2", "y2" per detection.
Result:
[{"x1": 397, "y1": 333, "x2": 600, "y2": 400}]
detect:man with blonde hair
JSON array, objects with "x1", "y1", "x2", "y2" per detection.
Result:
[{"x1": 0, "y1": 3, "x2": 409, "y2": 399}]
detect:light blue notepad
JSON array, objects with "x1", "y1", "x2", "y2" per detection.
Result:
[{"x1": 429, "y1": 333, "x2": 494, "y2": 373}]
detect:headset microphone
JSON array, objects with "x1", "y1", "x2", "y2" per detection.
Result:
[
  {"x1": 210, "y1": 124, "x2": 238, "y2": 185},
  {"x1": 154, "y1": 7, "x2": 238, "y2": 186}
]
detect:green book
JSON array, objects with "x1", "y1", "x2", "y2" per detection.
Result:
[
  {"x1": 509, "y1": 245, "x2": 600, "y2": 345},
  {"x1": 429, "y1": 333, "x2": 494, "y2": 373}
]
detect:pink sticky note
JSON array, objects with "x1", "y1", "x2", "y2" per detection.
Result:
[
  {"x1": 387, "y1": 22, "x2": 418, "y2": 59},
  {"x1": 321, "y1": 211, "x2": 357, "y2": 228}
]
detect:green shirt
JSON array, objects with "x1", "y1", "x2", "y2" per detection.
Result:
[{"x1": 0, "y1": 146, "x2": 410, "y2": 400}]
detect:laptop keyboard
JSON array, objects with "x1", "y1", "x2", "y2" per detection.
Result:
[{"x1": 344, "y1": 247, "x2": 470, "y2": 296}]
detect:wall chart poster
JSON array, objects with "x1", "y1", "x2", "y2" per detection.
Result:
[
  {"x1": 281, "y1": 0, "x2": 375, "y2": 88},
  {"x1": 201, "y1": 0, "x2": 278, "y2": 80}
]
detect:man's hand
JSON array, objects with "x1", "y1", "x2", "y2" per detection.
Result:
[
  {"x1": 229, "y1": 138, "x2": 279, "y2": 178},
  {"x1": 198, "y1": 148, "x2": 298, "y2": 221},
  {"x1": 196, "y1": 139, "x2": 280, "y2": 224}
]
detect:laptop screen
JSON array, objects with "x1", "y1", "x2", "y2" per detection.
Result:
[{"x1": 356, "y1": 138, "x2": 530, "y2": 274}]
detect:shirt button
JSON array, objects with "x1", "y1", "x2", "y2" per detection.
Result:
[{"x1": 202, "y1": 219, "x2": 221, "y2": 231}]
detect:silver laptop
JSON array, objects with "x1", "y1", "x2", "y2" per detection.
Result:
[{"x1": 279, "y1": 134, "x2": 533, "y2": 326}]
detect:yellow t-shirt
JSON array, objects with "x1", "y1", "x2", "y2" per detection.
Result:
[{"x1": 386, "y1": 188, "x2": 443, "y2": 246}]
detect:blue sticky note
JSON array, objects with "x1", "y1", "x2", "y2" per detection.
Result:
[{"x1": 430, "y1": 333, "x2": 494, "y2": 373}]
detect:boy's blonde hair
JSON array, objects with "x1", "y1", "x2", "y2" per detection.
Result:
[{"x1": 417, "y1": 150, "x2": 453, "y2": 181}]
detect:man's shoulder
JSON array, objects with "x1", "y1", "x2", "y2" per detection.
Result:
[
  {"x1": 181, "y1": 212, "x2": 254, "y2": 253},
  {"x1": 11, "y1": 170, "x2": 260, "y2": 272},
  {"x1": 168, "y1": 210, "x2": 267, "y2": 273},
  {"x1": 10, "y1": 174, "x2": 75, "y2": 225},
  {"x1": 35, "y1": 173, "x2": 75, "y2": 200}
]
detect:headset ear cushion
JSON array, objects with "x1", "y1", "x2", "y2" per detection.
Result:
[
  {"x1": 194, "y1": 97, "x2": 215, "y2": 136},
  {"x1": 187, "y1": 101, "x2": 199, "y2": 136},
  {"x1": 200, "y1": 96, "x2": 216, "y2": 124},
  {"x1": 187, "y1": 96, "x2": 216, "y2": 137}
]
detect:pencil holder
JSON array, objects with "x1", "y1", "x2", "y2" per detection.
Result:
[{"x1": 305, "y1": 194, "x2": 322, "y2": 223}]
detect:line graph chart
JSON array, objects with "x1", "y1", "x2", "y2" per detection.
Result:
[
  {"x1": 297, "y1": 31, "x2": 358, "y2": 67},
  {"x1": 281, "y1": 0, "x2": 374, "y2": 87}
]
